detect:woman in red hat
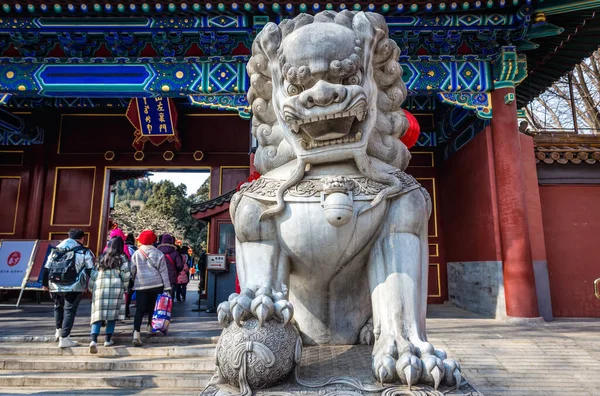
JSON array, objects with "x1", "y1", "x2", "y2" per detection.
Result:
[{"x1": 129, "y1": 229, "x2": 171, "y2": 346}]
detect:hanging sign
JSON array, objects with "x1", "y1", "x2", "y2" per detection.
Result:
[
  {"x1": 126, "y1": 97, "x2": 181, "y2": 152},
  {"x1": 0, "y1": 240, "x2": 37, "y2": 289},
  {"x1": 207, "y1": 254, "x2": 227, "y2": 271}
]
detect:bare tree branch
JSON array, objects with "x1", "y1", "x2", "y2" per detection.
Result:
[
  {"x1": 574, "y1": 64, "x2": 600, "y2": 130},
  {"x1": 521, "y1": 49, "x2": 600, "y2": 134},
  {"x1": 525, "y1": 106, "x2": 543, "y2": 129},
  {"x1": 553, "y1": 81, "x2": 595, "y2": 129}
]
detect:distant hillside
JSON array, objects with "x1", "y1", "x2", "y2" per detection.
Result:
[{"x1": 114, "y1": 178, "x2": 154, "y2": 204}]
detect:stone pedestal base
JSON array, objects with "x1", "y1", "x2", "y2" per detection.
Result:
[{"x1": 201, "y1": 345, "x2": 482, "y2": 396}]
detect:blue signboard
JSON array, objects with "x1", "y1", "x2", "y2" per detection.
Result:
[{"x1": 136, "y1": 97, "x2": 175, "y2": 136}]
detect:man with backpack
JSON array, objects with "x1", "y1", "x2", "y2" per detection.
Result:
[{"x1": 42, "y1": 229, "x2": 95, "y2": 348}]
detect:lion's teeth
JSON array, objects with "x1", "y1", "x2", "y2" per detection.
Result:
[
  {"x1": 355, "y1": 131, "x2": 362, "y2": 140},
  {"x1": 290, "y1": 124, "x2": 300, "y2": 133}
]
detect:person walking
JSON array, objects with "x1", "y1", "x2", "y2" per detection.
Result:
[
  {"x1": 125, "y1": 233, "x2": 137, "y2": 255},
  {"x1": 42, "y1": 229, "x2": 95, "y2": 348},
  {"x1": 124, "y1": 233, "x2": 137, "y2": 318},
  {"x1": 157, "y1": 234, "x2": 183, "y2": 293},
  {"x1": 130, "y1": 230, "x2": 171, "y2": 346},
  {"x1": 102, "y1": 228, "x2": 132, "y2": 260},
  {"x1": 88, "y1": 236, "x2": 131, "y2": 354},
  {"x1": 175, "y1": 245, "x2": 190, "y2": 303},
  {"x1": 190, "y1": 265, "x2": 196, "y2": 280}
]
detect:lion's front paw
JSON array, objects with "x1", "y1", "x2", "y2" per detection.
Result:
[
  {"x1": 217, "y1": 287, "x2": 294, "y2": 328},
  {"x1": 371, "y1": 335, "x2": 462, "y2": 390}
]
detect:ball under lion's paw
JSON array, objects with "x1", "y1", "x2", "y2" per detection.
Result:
[{"x1": 216, "y1": 318, "x2": 302, "y2": 390}]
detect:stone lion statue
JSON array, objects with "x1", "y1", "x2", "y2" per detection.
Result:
[{"x1": 214, "y1": 10, "x2": 461, "y2": 392}]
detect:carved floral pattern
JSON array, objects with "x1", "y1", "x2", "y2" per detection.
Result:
[{"x1": 238, "y1": 171, "x2": 421, "y2": 200}]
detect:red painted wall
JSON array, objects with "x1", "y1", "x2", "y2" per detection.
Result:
[
  {"x1": 0, "y1": 109, "x2": 251, "y2": 256},
  {"x1": 440, "y1": 127, "x2": 501, "y2": 262},
  {"x1": 539, "y1": 185, "x2": 600, "y2": 317}
]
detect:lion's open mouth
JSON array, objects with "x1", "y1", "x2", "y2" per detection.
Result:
[{"x1": 285, "y1": 102, "x2": 366, "y2": 150}]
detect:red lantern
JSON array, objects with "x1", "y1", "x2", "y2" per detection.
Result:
[{"x1": 401, "y1": 109, "x2": 421, "y2": 149}]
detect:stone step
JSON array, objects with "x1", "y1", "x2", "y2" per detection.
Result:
[
  {"x1": 0, "y1": 371, "x2": 213, "y2": 389},
  {"x1": 0, "y1": 335, "x2": 219, "y2": 345},
  {"x1": 0, "y1": 388, "x2": 201, "y2": 396},
  {"x1": 0, "y1": 343, "x2": 216, "y2": 357},
  {"x1": 0, "y1": 356, "x2": 215, "y2": 372}
]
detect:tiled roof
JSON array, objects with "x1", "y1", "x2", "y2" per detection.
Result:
[
  {"x1": 190, "y1": 189, "x2": 236, "y2": 214},
  {"x1": 533, "y1": 132, "x2": 600, "y2": 164},
  {"x1": 518, "y1": 9, "x2": 600, "y2": 107}
]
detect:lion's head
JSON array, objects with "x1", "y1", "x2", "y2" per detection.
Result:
[
  {"x1": 248, "y1": 10, "x2": 410, "y2": 174},
  {"x1": 247, "y1": 11, "x2": 411, "y2": 217}
]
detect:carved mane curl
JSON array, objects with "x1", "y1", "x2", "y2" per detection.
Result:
[{"x1": 247, "y1": 10, "x2": 410, "y2": 175}]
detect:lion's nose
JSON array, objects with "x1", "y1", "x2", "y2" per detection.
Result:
[{"x1": 299, "y1": 81, "x2": 347, "y2": 108}]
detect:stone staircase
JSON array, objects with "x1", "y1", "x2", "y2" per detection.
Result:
[{"x1": 0, "y1": 341, "x2": 217, "y2": 395}]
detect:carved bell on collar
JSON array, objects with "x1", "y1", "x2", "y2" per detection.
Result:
[{"x1": 320, "y1": 176, "x2": 354, "y2": 227}]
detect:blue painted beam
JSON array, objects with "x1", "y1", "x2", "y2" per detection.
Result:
[
  {"x1": 0, "y1": 9, "x2": 530, "y2": 34},
  {"x1": 0, "y1": 56, "x2": 494, "y2": 98}
]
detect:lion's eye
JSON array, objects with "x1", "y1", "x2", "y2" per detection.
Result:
[
  {"x1": 343, "y1": 74, "x2": 361, "y2": 85},
  {"x1": 287, "y1": 84, "x2": 301, "y2": 96}
]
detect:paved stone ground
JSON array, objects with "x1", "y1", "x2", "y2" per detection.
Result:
[
  {"x1": 0, "y1": 280, "x2": 221, "y2": 343},
  {"x1": 426, "y1": 305, "x2": 600, "y2": 395},
  {"x1": 1, "y1": 285, "x2": 599, "y2": 396}
]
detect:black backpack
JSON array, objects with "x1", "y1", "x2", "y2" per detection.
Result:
[{"x1": 46, "y1": 246, "x2": 86, "y2": 285}]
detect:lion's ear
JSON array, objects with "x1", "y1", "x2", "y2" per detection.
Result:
[
  {"x1": 255, "y1": 22, "x2": 282, "y2": 61},
  {"x1": 364, "y1": 12, "x2": 389, "y2": 36},
  {"x1": 352, "y1": 12, "x2": 386, "y2": 52}
]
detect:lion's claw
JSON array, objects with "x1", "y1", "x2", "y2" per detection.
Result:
[
  {"x1": 443, "y1": 358, "x2": 462, "y2": 390},
  {"x1": 421, "y1": 355, "x2": 445, "y2": 390},
  {"x1": 217, "y1": 301, "x2": 230, "y2": 326},
  {"x1": 231, "y1": 294, "x2": 252, "y2": 326},
  {"x1": 396, "y1": 353, "x2": 422, "y2": 390},
  {"x1": 218, "y1": 287, "x2": 293, "y2": 328},
  {"x1": 373, "y1": 354, "x2": 397, "y2": 384},
  {"x1": 274, "y1": 300, "x2": 294, "y2": 325},
  {"x1": 251, "y1": 295, "x2": 275, "y2": 326}
]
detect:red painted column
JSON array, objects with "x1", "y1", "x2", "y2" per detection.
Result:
[
  {"x1": 490, "y1": 87, "x2": 539, "y2": 318},
  {"x1": 24, "y1": 147, "x2": 46, "y2": 239}
]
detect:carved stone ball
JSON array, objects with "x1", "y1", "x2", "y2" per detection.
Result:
[
  {"x1": 216, "y1": 318, "x2": 300, "y2": 390},
  {"x1": 322, "y1": 192, "x2": 354, "y2": 227}
]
